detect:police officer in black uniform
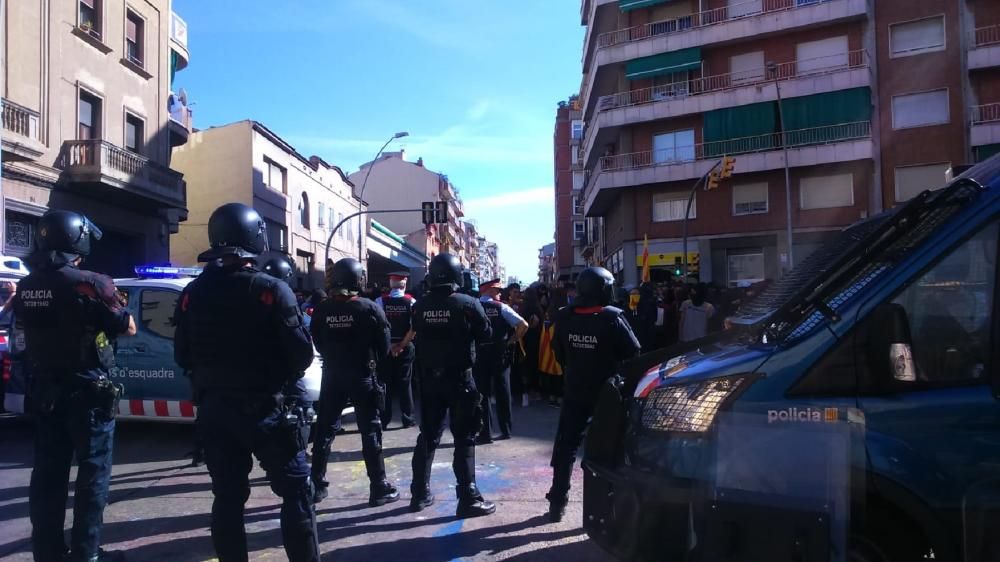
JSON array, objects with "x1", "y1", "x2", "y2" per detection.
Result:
[
  {"x1": 377, "y1": 271, "x2": 416, "y2": 429},
  {"x1": 395, "y1": 253, "x2": 496, "y2": 517},
  {"x1": 16, "y1": 210, "x2": 135, "y2": 562},
  {"x1": 546, "y1": 266, "x2": 640, "y2": 522},
  {"x1": 474, "y1": 278, "x2": 527, "y2": 444},
  {"x1": 310, "y1": 258, "x2": 399, "y2": 507},
  {"x1": 173, "y1": 203, "x2": 319, "y2": 562}
]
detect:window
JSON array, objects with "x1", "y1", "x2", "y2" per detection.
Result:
[
  {"x1": 573, "y1": 221, "x2": 586, "y2": 241},
  {"x1": 895, "y1": 163, "x2": 950, "y2": 202},
  {"x1": 124, "y1": 112, "x2": 143, "y2": 154},
  {"x1": 652, "y1": 129, "x2": 695, "y2": 164},
  {"x1": 78, "y1": 90, "x2": 101, "y2": 140},
  {"x1": 727, "y1": 251, "x2": 765, "y2": 287},
  {"x1": 892, "y1": 89, "x2": 949, "y2": 129},
  {"x1": 572, "y1": 171, "x2": 585, "y2": 191},
  {"x1": 265, "y1": 159, "x2": 286, "y2": 192},
  {"x1": 328, "y1": 208, "x2": 335, "y2": 231},
  {"x1": 79, "y1": 0, "x2": 101, "y2": 39},
  {"x1": 299, "y1": 192, "x2": 310, "y2": 228},
  {"x1": 733, "y1": 182, "x2": 768, "y2": 215},
  {"x1": 141, "y1": 289, "x2": 179, "y2": 339},
  {"x1": 730, "y1": 51, "x2": 764, "y2": 85},
  {"x1": 890, "y1": 16, "x2": 946, "y2": 58},
  {"x1": 125, "y1": 10, "x2": 144, "y2": 66},
  {"x1": 347, "y1": 217, "x2": 355, "y2": 242},
  {"x1": 572, "y1": 194, "x2": 585, "y2": 215},
  {"x1": 888, "y1": 220, "x2": 998, "y2": 383},
  {"x1": 318, "y1": 202, "x2": 326, "y2": 227},
  {"x1": 652, "y1": 72, "x2": 689, "y2": 99},
  {"x1": 796, "y1": 36, "x2": 848, "y2": 75},
  {"x1": 337, "y1": 213, "x2": 345, "y2": 239},
  {"x1": 571, "y1": 120, "x2": 583, "y2": 140},
  {"x1": 652, "y1": 192, "x2": 693, "y2": 222},
  {"x1": 265, "y1": 221, "x2": 287, "y2": 252},
  {"x1": 800, "y1": 173, "x2": 854, "y2": 209},
  {"x1": 728, "y1": 0, "x2": 762, "y2": 18}
]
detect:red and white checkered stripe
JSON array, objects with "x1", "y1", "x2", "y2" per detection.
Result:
[{"x1": 118, "y1": 399, "x2": 197, "y2": 419}]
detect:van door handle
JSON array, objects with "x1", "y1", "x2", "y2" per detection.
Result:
[{"x1": 134, "y1": 344, "x2": 147, "y2": 353}]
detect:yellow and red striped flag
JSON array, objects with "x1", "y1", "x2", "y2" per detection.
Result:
[
  {"x1": 641, "y1": 234, "x2": 651, "y2": 283},
  {"x1": 538, "y1": 322, "x2": 563, "y2": 376}
]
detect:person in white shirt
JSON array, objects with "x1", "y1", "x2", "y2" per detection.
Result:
[{"x1": 679, "y1": 286, "x2": 715, "y2": 342}]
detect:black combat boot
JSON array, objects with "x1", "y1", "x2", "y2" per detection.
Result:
[
  {"x1": 456, "y1": 483, "x2": 496, "y2": 518},
  {"x1": 312, "y1": 483, "x2": 329, "y2": 504},
  {"x1": 546, "y1": 491, "x2": 568, "y2": 523},
  {"x1": 369, "y1": 480, "x2": 400, "y2": 507},
  {"x1": 409, "y1": 487, "x2": 435, "y2": 512}
]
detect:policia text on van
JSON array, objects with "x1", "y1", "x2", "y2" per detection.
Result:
[{"x1": 582, "y1": 155, "x2": 1000, "y2": 562}]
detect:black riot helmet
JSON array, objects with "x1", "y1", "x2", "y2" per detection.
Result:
[
  {"x1": 574, "y1": 266, "x2": 615, "y2": 307},
  {"x1": 261, "y1": 254, "x2": 294, "y2": 281},
  {"x1": 34, "y1": 210, "x2": 103, "y2": 257},
  {"x1": 427, "y1": 253, "x2": 462, "y2": 289},
  {"x1": 198, "y1": 203, "x2": 268, "y2": 262},
  {"x1": 329, "y1": 258, "x2": 364, "y2": 296}
]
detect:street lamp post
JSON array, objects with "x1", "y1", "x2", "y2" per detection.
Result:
[
  {"x1": 356, "y1": 131, "x2": 409, "y2": 262},
  {"x1": 767, "y1": 61, "x2": 794, "y2": 270}
]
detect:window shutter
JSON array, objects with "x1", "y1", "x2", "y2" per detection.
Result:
[
  {"x1": 891, "y1": 17, "x2": 945, "y2": 55},
  {"x1": 800, "y1": 173, "x2": 854, "y2": 209},
  {"x1": 892, "y1": 90, "x2": 949, "y2": 129},
  {"x1": 127, "y1": 17, "x2": 137, "y2": 42},
  {"x1": 733, "y1": 182, "x2": 768, "y2": 215},
  {"x1": 894, "y1": 164, "x2": 950, "y2": 202},
  {"x1": 81, "y1": 0, "x2": 95, "y2": 8}
]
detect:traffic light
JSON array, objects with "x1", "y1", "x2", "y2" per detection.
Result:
[
  {"x1": 435, "y1": 201, "x2": 448, "y2": 224},
  {"x1": 421, "y1": 201, "x2": 449, "y2": 225},
  {"x1": 720, "y1": 155, "x2": 736, "y2": 179},
  {"x1": 673, "y1": 256, "x2": 683, "y2": 277},
  {"x1": 706, "y1": 169, "x2": 720, "y2": 191},
  {"x1": 421, "y1": 202, "x2": 435, "y2": 226}
]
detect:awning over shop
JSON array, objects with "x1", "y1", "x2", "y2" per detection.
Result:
[
  {"x1": 780, "y1": 87, "x2": 871, "y2": 130},
  {"x1": 625, "y1": 48, "x2": 702, "y2": 80},
  {"x1": 619, "y1": 0, "x2": 671, "y2": 11},
  {"x1": 636, "y1": 252, "x2": 699, "y2": 267}
]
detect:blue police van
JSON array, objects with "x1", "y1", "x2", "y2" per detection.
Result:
[
  {"x1": 3, "y1": 266, "x2": 324, "y2": 422},
  {"x1": 583, "y1": 156, "x2": 1000, "y2": 562}
]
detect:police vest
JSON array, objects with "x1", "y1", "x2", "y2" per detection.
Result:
[
  {"x1": 412, "y1": 291, "x2": 486, "y2": 372},
  {"x1": 313, "y1": 297, "x2": 387, "y2": 373},
  {"x1": 556, "y1": 305, "x2": 639, "y2": 405},
  {"x1": 14, "y1": 264, "x2": 126, "y2": 378},
  {"x1": 180, "y1": 268, "x2": 296, "y2": 393},
  {"x1": 481, "y1": 300, "x2": 512, "y2": 347},
  {"x1": 381, "y1": 296, "x2": 414, "y2": 342}
]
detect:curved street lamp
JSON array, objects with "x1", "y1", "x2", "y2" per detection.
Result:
[{"x1": 357, "y1": 131, "x2": 409, "y2": 261}]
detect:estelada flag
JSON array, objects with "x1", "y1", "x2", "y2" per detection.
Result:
[{"x1": 538, "y1": 321, "x2": 563, "y2": 376}]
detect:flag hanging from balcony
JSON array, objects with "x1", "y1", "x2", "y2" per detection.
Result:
[{"x1": 641, "y1": 234, "x2": 651, "y2": 283}]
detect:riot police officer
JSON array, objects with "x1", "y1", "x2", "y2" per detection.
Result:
[
  {"x1": 376, "y1": 271, "x2": 416, "y2": 429},
  {"x1": 546, "y1": 266, "x2": 640, "y2": 523},
  {"x1": 16, "y1": 210, "x2": 136, "y2": 562},
  {"x1": 310, "y1": 258, "x2": 399, "y2": 507},
  {"x1": 474, "y1": 278, "x2": 528, "y2": 444},
  {"x1": 395, "y1": 253, "x2": 495, "y2": 517},
  {"x1": 173, "y1": 203, "x2": 319, "y2": 562}
]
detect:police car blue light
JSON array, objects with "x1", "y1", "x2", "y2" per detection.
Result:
[{"x1": 134, "y1": 265, "x2": 202, "y2": 278}]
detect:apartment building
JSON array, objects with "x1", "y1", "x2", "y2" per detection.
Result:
[
  {"x1": 348, "y1": 151, "x2": 469, "y2": 264},
  {"x1": 553, "y1": 96, "x2": 589, "y2": 281},
  {"x1": 1, "y1": 0, "x2": 192, "y2": 276},
  {"x1": 169, "y1": 121, "x2": 361, "y2": 290},
  {"x1": 580, "y1": 0, "x2": 1000, "y2": 287},
  {"x1": 538, "y1": 242, "x2": 557, "y2": 284}
]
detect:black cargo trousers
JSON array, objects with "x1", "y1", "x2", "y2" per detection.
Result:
[{"x1": 310, "y1": 369, "x2": 386, "y2": 489}]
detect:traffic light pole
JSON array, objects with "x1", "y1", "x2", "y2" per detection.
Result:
[
  {"x1": 681, "y1": 159, "x2": 724, "y2": 283},
  {"x1": 324, "y1": 208, "x2": 428, "y2": 266}
]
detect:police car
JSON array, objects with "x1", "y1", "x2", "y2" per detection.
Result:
[{"x1": 3, "y1": 265, "x2": 324, "y2": 422}]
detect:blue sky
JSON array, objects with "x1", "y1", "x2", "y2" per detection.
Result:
[{"x1": 173, "y1": 0, "x2": 583, "y2": 281}]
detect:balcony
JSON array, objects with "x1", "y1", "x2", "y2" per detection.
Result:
[
  {"x1": 1, "y1": 98, "x2": 44, "y2": 160},
  {"x1": 60, "y1": 140, "x2": 186, "y2": 209},
  {"x1": 583, "y1": 50, "x2": 869, "y2": 165},
  {"x1": 168, "y1": 92, "x2": 193, "y2": 147},
  {"x1": 971, "y1": 103, "x2": 1000, "y2": 147},
  {"x1": 169, "y1": 11, "x2": 190, "y2": 71},
  {"x1": 582, "y1": 0, "x2": 866, "y2": 116},
  {"x1": 970, "y1": 25, "x2": 1000, "y2": 70},
  {"x1": 584, "y1": 121, "x2": 872, "y2": 215}
]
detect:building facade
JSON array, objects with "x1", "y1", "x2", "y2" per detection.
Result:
[
  {"x1": 1, "y1": 0, "x2": 192, "y2": 276},
  {"x1": 580, "y1": 0, "x2": 1000, "y2": 287},
  {"x1": 538, "y1": 242, "x2": 557, "y2": 284},
  {"x1": 169, "y1": 120, "x2": 361, "y2": 290},
  {"x1": 348, "y1": 151, "x2": 469, "y2": 265},
  {"x1": 554, "y1": 96, "x2": 589, "y2": 281}
]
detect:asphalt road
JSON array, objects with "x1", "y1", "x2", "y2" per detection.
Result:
[{"x1": 0, "y1": 402, "x2": 615, "y2": 561}]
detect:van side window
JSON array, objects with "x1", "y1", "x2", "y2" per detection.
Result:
[
  {"x1": 141, "y1": 289, "x2": 179, "y2": 340},
  {"x1": 892, "y1": 221, "x2": 998, "y2": 384}
]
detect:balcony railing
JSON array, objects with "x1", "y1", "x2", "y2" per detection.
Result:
[
  {"x1": 62, "y1": 139, "x2": 185, "y2": 204},
  {"x1": 597, "y1": 0, "x2": 834, "y2": 49},
  {"x1": 972, "y1": 103, "x2": 1000, "y2": 124},
  {"x1": 598, "y1": 121, "x2": 871, "y2": 172},
  {"x1": 596, "y1": 50, "x2": 867, "y2": 113},
  {"x1": 974, "y1": 24, "x2": 1000, "y2": 48},
  {"x1": 1, "y1": 98, "x2": 40, "y2": 142}
]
